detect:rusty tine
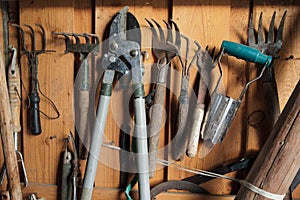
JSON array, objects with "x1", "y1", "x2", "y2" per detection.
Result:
[
  {"x1": 23, "y1": 24, "x2": 36, "y2": 51},
  {"x1": 10, "y1": 24, "x2": 28, "y2": 53},
  {"x1": 248, "y1": 11, "x2": 287, "y2": 57},
  {"x1": 151, "y1": 19, "x2": 166, "y2": 44},
  {"x1": 35, "y1": 23, "x2": 47, "y2": 51},
  {"x1": 170, "y1": 19, "x2": 181, "y2": 51},
  {"x1": 162, "y1": 20, "x2": 173, "y2": 44}
]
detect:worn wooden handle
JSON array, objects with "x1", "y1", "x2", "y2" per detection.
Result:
[
  {"x1": 173, "y1": 102, "x2": 189, "y2": 161},
  {"x1": 186, "y1": 104, "x2": 205, "y2": 157},
  {"x1": 8, "y1": 65, "x2": 21, "y2": 133},
  {"x1": 0, "y1": 51, "x2": 22, "y2": 199},
  {"x1": 148, "y1": 82, "x2": 167, "y2": 177}
]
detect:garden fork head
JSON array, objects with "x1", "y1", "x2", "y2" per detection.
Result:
[
  {"x1": 52, "y1": 31, "x2": 99, "y2": 56},
  {"x1": 11, "y1": 23, "x2": 55, "y2": 57},
  {"x1": 248, "y1": 11, "x2": 287, "y2": 58},
  {"x1": 145, "y1": 18, "x2": 181, "y2": 65}
]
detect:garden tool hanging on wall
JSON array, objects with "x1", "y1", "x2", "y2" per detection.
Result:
[
  {"x1": 145, "y1": 18, "x2": 181, "y2": 177},
  {"x1": 172, "y1": 37, "x2": 201, "y2": 161},
  {"x1": 201, "y1": 40, "x2": 273, "y2": 147},
  {"x1": 11, "y1": 23, "x2": 60, "y2": 135},
  {"x1": 53, "y1": 31, "x2": 99, "y2": 159},
  {"x1": 80, "y1": 6, "x2": 150, "y2": 200}
]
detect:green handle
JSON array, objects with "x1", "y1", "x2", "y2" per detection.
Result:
[{"x1": 221, "y1": 40, "x2": 272, "y2": 68}]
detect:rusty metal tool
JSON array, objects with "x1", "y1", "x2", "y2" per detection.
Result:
[
  {"x1": 172, "y1": 36, "x2": 200, "y2": 161},
  {"x1": 201, "y1": 41, "x2": 272, "y2": 147},
  {"x1": 53, "y1": 31, "x2": 99, "y2": 159},
  {"x1": 248, "y1": 11, "x2": 287, "y2": 127},
  {"x1": 186, "y1": 44, "x2": 215, "y2": 157},
  {"x1": 145, "y1": 18, "x2": 180, "y2": 177},
  {"x1": 11, "y1": 23, "x2": 58, "y2": 135},
  {"x1": 81, "y1": 7, "x2": 150, "y2": 200},
  {"x1": 61, "y1": 136, "x2": 72, "y2": 200}
]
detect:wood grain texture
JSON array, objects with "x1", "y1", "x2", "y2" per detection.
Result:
[
  {"x1": 236, "y1": 80, "x2": 300, "y2": 199},
  {"x1": 19, "y1": 0, "x2": 75, "y2": 184},
  {"x1": 5, "y1": 0, "x2": 299, "y2": 198}
]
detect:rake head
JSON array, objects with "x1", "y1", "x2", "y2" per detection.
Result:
[
  {"x1": 145, "y1": 18, "x2": 181, "y2": 63},
  {"x1": 248, "y1": 11, "x2": 287, "y2": 57},
  {"x1": 53, "y1": 32, "x2": 99, "y2": 55}
]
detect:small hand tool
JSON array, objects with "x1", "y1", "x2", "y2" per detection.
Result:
[
  {"x1": 145, "y1": 18, "x2": 180, "y2": 177},
  {"x1": 173, "y1": 37, "x2": 200, "y2": 161},
  {"x1": 81, "y1": 7, "x2": 150, "y2": 200},
  {"x1": 53, "y1": 32, "x2": 99, "y2": 159},
  {"x1": 186, "y1": 44, "x2": 215, "y2": 157},
  {"x1": 201, "y1": 41, "x2": 272, "y2": 147},
  {"x1": 11, "y1": 23, "x2": 59, "y2": 135},
  {"x1": 247, "y1": 11, "x2": 287, "y2": 134},
  {"x1": 61, "y1": 136, "x2": 72, "y2": 200},
  {"x1": 0, "y1": 46, "x2": 29, "y2": 187}
]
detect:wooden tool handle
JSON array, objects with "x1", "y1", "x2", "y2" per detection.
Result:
[
  {"x1": 173, "y1": 75, "x2": 190, "y2": 161},
  {"x1": 8, "y1": 64, "x2": 21, "y2": 133},
  {"x1": 148, "y1": 82, "x2": 167, "y2": 177},
  {"x1": 186, "y1": 104, "x2": 204, "y2": 157},
  {"x1": 0, "y1": 51, "x2": 22, "y2": 199}
]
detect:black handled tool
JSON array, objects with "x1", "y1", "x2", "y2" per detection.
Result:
[{"x1": 11, "y1": 23, "x2": 56, "y2": 135}]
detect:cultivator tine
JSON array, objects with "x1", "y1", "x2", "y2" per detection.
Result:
[
  {"x1": 11, "y1": 24, "x2": 28, "y2": 52},
  {"x1": 276, "y1": 10, "x2": 287, "y2": 44},
  {"x1": 248, "y1": 13, "x2": 255, "y2": 47},
  {"x1": 257, "y1": 13, "x2": 264, "y2": 46},
  {"x1": 163, "y1": 20, "x2": 173, "y2": 44},
  {"x1": 145, "y1": 19, "x2": 160, "y2": 48},
  {"x1": 24, "y1": 24, "x2": 36, "y2": 51},
  {"x1": 53, "y1": 32, "x2": 99, "y2": 54},
  {"x1": 267, "y1": 12, "x2": 276, "y2": 44},
  {"x1": 152, "y1": 19, "x2": 166, "y2": 45},
  {"x1": 35, "y1": 23, "x2": 47, "y2": 51},
  {"x1": 170, "y1": 19, "x2": 181, "y2": 50}
]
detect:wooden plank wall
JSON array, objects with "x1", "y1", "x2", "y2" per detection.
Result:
[{"x1": 0, "y1": 0, "x2": 298, "y2": 199}]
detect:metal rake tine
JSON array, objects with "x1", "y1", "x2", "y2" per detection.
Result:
[
  {"x1": 257, "y1": 12, "x2": 264, "y2": 45},
  {"x1": 72, "y1": 33, "x2": 81, "y2": 44},
  {"x1": 170, "y1": 19, "x2": 181, "y2": 50},
  {"x1": 10, "y1": 23, "x2": 28, "y2": 52},
  {"x1": 162, "y1": 20, "x2": 173, "y2": 45},
  {"x1": 152, "y1": 19, "x2": 166, "y2": 45},
  {"x1": 145, "y1": 18, "x2": 160, "y2": 47},
  {"x1": 24, "y1": 24, "x2": 36, "y2": 51},
  {"x1": 248, "y1": 13, "x2": 256, "y2": 47},
  {"x1": 82, "y1": 33, "x2": 91, "y2": 44},
  {"x1": 86, "y1": 33, "x2": 99, "y2": 44},
  {"x1": 276, "y1": 10, "x2": 287, "y2": 43},
  {"x1": 267, "y1": 12, "x2": 276, "y2": 43},
  {"x1": 52, "y1": 32, "x2": 71, "y2": 53},
  {"x1": 35, "y1": 23, "x2": 47, "y2": 51}
]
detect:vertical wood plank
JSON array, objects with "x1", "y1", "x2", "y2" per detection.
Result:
[
  {"x1": 19, "y1": 0, "x2": 74, "y2": 184},
  {"x1": 170, "y1": 0, "x2": 235, "y2": 195}
]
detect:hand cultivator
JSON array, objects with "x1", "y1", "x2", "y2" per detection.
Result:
[
  {"x1": 11, "y1": 23, "x2": 59, "y2": 135},
  {"x1": 145, "y1": 18, "x2": 180, "y2": 177},
  {"x1": 53, "y1": 31, "x2": 99, "y2": 159}
]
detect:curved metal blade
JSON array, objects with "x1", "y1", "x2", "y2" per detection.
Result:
[
  {"x1": 126, "y1": 11, "x2": 141, "y2": 46},
  {"x1": 109, "y1": 6, "x2": 128, "y2": 40}
]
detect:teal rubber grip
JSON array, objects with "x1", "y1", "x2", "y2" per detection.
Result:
[{"x1": 221, "y1": 40, "x2": 273, "y2": 68}]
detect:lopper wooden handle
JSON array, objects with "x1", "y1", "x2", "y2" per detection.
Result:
[{"x1": 8, "y1": 64, "x2": 21, "y2": 133}]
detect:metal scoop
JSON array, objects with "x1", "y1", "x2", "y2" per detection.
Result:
[{"x1": 201, "y1": 40, "x2": 272, "y2": 147}]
